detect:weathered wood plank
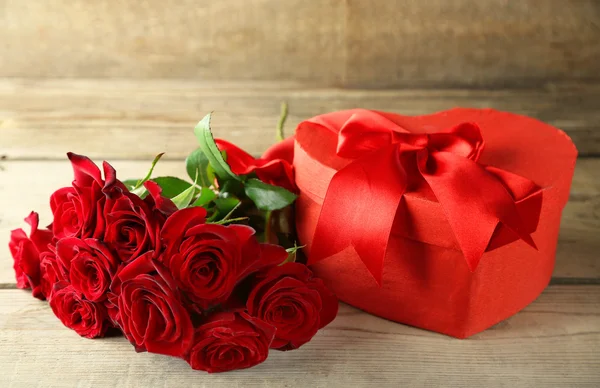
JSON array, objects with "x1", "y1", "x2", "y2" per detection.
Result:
[
  {"x1": 344, "y1": 0, "x2": 600, "y2": 88},
  {"x1": 1, "y1": 79, "x2": 599, "y2": 158},
  {"x1": 0, "y1": 1, "x2": 598, "y2": 88},
  {"x1": 0, "y1": 286, "x2": 598, "y2": 387},
  {"x1": 555, "y1": 158, "x2": 600, "y2": 279},
  {"x1": 1, "y1": 159, "x2": 599, "y2": 284},
  {"x1": 0, "y1": 0, "x2": 347, "y2": 83}
]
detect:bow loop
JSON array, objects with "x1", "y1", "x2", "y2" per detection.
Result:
[
  {"x1": 307, "y1": 110, "x2": 541, "y2": 285},
  {"x1": 426, "y1": 123, "x2": 484, "y2": 161},
  {"x1": 337, "y1": 111, "x2": 408, "y2": 158}
]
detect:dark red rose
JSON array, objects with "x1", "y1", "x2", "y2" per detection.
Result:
[
  {"x1": 49, "y1": 281, "x2": 110, "y2": 338},
  {"x1": 161, "y1": 207, "x2": 288, "y2": 309},
  {"x1": 56, "y1": 238, "x2": 119, "y2": 302},
  {"x1": 103, "y1": 189, "x2": 162, "y2": 263},
  {"x1": 9, "y1": 212, "x2": 53, "y2": 299},
  {"x1": 246, "y1": 262, "x2": 338, "y2": 350},
  {"x1": 50, "y1": 154, "x2": 122, "y2": 239},
  {"x1": 216, "y1": 138, "x2": 297, "y2": 193},
  {"x1": 186, "y1": 311, "x2": 275, "y2": 373},
  {"x1": 39, "y1": 247, "x2": 68, "y2": 299},
  {"x1": 109, "y1": 252, "x2": 194, "y2": 357}
]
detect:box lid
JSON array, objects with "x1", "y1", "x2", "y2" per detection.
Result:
[{"x1": 294, "y1": 108, "x2": 578, "y2": 252}]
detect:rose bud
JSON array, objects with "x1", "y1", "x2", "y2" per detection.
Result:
[
  {"x1": 186, "y1": 312, "x2": 275, "y2": 373},
  {"x1": 109, "y1": 252, "x2": 193, "y2": 358},
  {"x1": 49, "y1": 281, "x2": 110, "y2": 338},
  {"x1": 39, "y1": 246, "x2": 68, "y2": 300},
  {"x1": 160, "y1": 207, "x2": 288, "y2": 310},
  {"x1": 216, "y1": 138, "x2": 297, "y2": 193},
  {"x1": 246, "y1": 262, "x2": 338, "y2": 350},
  {"x1": 50, "y1": 154, "x2": 122, "y2": 239},
  {"x1": 56, "y1": 238, "x2": 119, "y2": 302},
  {"x1": 9, "y1": 212, "x2": 53, "y2": 300}
]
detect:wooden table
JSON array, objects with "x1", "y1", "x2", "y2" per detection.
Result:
[{"x1": 1, "y1": 80, "x2": 599, "y2": 387}]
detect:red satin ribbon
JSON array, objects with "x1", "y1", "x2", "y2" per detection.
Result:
[{"x1": 306, "y1": 110, "x2": 541, "y2": 285}]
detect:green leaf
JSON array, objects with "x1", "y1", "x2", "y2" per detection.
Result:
[
  {"x1": 122, "y1": 179, "x2": 139, "y2": 191},
  {"x1": 220, "y1": 178, "x2": 245, "y2": 198},
  {"x1": 214, "y1": 196, "x2": 241, "y2": 214},
  {"x1": 191, "y1": 187, "x2": 217, "y2": 207},
  {"x1": 193, "y1": 114, "x2": 239, "y2": 181},
  {"x1": 151, "y1": 176, "x2": 193, "y2": 198},
  {"x1": 206, "y1": 164, "x2": 216, "y2": 186},
  {"x1": 171, "y1": 172, "x2": 198, "y2": 209},
  {"x1": 185, "y1": 148, "x2": 212, "y2": 187},
  {"x1": 171, "y1": 184, "x2": 196, "y2": 209},
  {"x1": 244, "y1": 179, "x2": 297, "y2": 211}
]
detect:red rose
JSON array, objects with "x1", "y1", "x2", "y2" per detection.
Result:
[
  {"x1": 216, "y1": 138, "x2": 297, "y2": 193},
  {"x1": 246, "y1": 262, "x2": 338, "y2": 350},
  {"x1": 39, "y1": 247, "x2": 68, "y2": 299},
  {"x1": 56, "y1": 238, "x2": 119, "y2": 302},
  {"x1": 9, "y1": 212, "x2": 53, "y2": 299},
  {"x1": 50, "y1": 187, "x2": 82, "y2": 239},
  {"x1": 262, "y1": 136, "x2": 294, "y2": 164},
  {"x1": 186, "y1": 311, "x2": 275, "y2": 373},
  {"x1": 103, "y1": 188, "x2": 162, "y2": 263},
  {"x1": 161, "y1": 207, "x2": 288, "y2": 309},
  {"x1": 49, "y1": 281, "x2": 110, "y2": 338},
  {"x1": 109, "y1": 252, "x2": 194, "y2": 357},
  {"x1": 50, "y1": 153, "x2": 120, "y2": 239}
]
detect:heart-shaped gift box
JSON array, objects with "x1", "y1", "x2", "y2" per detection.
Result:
[{"x1": 293, "y1": 108, "x2": 577, "y2": 338}]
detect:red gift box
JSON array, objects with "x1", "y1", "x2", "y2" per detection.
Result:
[{"x1": 293, "y1": 108, "x2": 577, "y2": 338}]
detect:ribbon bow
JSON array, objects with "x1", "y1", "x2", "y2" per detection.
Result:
[{"x1": 307, "y1": 110, "x2": 541, "y2": 285}]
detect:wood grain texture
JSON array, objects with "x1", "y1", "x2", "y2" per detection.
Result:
[
  {"x1": 0, "y1": 1, "x2": 598, "y2": 87},
  {"x1": 1, "y1": 79, "x2": 600, "y2": 158},
  {"x1": 1, "y1": 159, "x2": 599, "y2": 284},
  {"x1": 344, "y1": 0, "x2": 600, "y2": 88},
  {"x1": 0, "y1": 0, "x2": 347, "y2": 83},
  {"x1": 556, "y1": 158, "x2": 600, "y2": 278},
  {"x1": 1, "y1": 286, "x2": 598, "y2": 387}
]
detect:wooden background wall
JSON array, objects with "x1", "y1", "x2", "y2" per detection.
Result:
[{"x1": 1, "y1": 0, "x2": 598, "y2": 88}]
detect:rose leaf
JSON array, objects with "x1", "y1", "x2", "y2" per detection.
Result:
[
  {"x1": 193, "y1": 113, "x2": 240, "y2": 181},
  {"x1": 244, "y1": 178, "x2": 297, "y2": 211},
  {"x1": 191, "y1": 187, "x2": 217, "y2": 207},
  {"x1": 151, "y1": 176, "x2": 194, "y2": 198},
  {"x1": 122, "y1": 179, "x2": 139, "y2": 191},
  {"x1": 185, "y1": 148, "x2": 212, "y2": 187}
]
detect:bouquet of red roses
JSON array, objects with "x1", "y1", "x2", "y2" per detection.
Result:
[{"x1": 8, "y1": 112, "x2": 338, "y2": 373}]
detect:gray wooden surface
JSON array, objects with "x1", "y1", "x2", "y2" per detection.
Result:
[{"x1": 1, "y1": 287, "x2": 599, "y2": 387}]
